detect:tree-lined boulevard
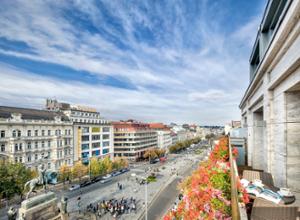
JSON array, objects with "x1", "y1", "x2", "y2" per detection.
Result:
[{"x1": 0, "y1": 141, "x2": 210, "y2": 220}]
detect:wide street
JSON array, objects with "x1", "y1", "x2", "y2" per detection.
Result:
[
  {"x1": 141, "y1": 147, "x2": 208, "y2": 220},
  {"x1": 0, "y1": 143, "x2": 209, "y2": 220},
  {"x1": 62, "y1": 144, "x2": 208, "y2": 220}
]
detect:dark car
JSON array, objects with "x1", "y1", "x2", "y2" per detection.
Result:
[
  {"x1": 151, "y1": 158, "x2": 160, "y2": 164},
  {"x1": 111, "y1": 171, "x2": 122, "y2": 177},
  {"x1": 150, "y1": 159, "x2": 157, "y2": 164},
  {"x1": 120, "y1": 168, "x2": 130, "y2": 173},
  {"x1": 91, "y1": 176, "x2": 102, "y2": 183},
  {"x1": 80, "y1": 180, "x2": 92, "y2": 187}
]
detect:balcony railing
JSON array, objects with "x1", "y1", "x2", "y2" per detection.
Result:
[{"x1": 229, "y1": 139, "x2": 247, "y2": 220}]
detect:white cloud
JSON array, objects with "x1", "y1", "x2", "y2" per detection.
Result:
[
  {"x1": 232, "y1": 16, "x2": 261, "y2": 47},
  {"x1": 0, "y1": 0, "x2": 266, "y2": 124},
  {"x1": 188, "y1": 90, "x2": 226, "y2": 102}
]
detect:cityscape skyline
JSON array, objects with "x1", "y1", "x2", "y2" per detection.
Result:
[
  {"x1": 0, "y1": 0, "x2": 265, "y2": 125},
  {"x1": 1, "y1": 1, "x2": 299, "y2": 219}
]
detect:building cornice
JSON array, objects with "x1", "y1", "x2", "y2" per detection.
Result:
[{"x1": 240, "y1": 0, "x2": 299, "y2": 109}]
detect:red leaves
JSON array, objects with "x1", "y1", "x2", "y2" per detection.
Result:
[{"x1": 232, "y1": 147, "x2": 238, "y2": 158}]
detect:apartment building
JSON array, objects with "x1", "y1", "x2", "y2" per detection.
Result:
[
  {"x1": 170, "y1": 131, "x2": 178, "y2": 145},
  {"x1": 46, "y1": 99, "x2": 114, "y2": 163},
  {"x1": 0, "y1": 106, "x2": 73, "y2": 171},
  {"x1": 113, "y1": 120, "x2": 157, "y2": 161},
  {"x1": 149, "y1": 123, "x2": 172, "y2": 149},
  {"x1": 240, "y1": 0, "x2": 300, "y2": 190}
]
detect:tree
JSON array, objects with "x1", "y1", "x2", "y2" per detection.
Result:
[
  {"x1": 71, "y1": 161, "x2": 87, "y2": 182},
  {"x1": 144, "y1": 149, "x2": 157, "y2": 159},
  {"x1": 119, "y1": 157, "x2": 128, "y2": 168},
  {"x1": 112, "y1": 157, "x2": 121, "y2": 170},
  {"x1": 168, "y1": 137, "x2": 202, "y2": 153},
  {"x1": 155, "y1": 148, "x2": 166, "y2": 157},
  {"x1": 98, "y1": 159, "x2": 106, "y2": 175},
  {"x1": 90, "y1": 157, "x2": 100, "y2": 177},
  {"x1": 0, "y1": 161, "x2": 33, "y2": 199},
  {"x1": 59, "y1": 164, "x2": 71, "y2": 184},
  {"x1": 102, "y1": 157, "x2": 112, "y2": 174},
  {"x1": 113, "y1": 157, "x2": 129, "y2": 170}
]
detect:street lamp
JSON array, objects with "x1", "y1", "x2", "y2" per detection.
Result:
[{"x1": 131, "y1": 173, "x2": 148, "y2": 220}]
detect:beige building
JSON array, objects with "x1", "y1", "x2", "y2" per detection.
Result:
[
  {"x1": 0, "y1": 106, "x2": 73, "y2": 171},
  {"x1": 240, "y1": 0, "x2": 300, "y2": 190},
  {"x1": 113, "y1": 120, "x2": 157, "y2": 161},
  {"x1": 149, "y1": 123, "x2": 172, "y2": 149}
]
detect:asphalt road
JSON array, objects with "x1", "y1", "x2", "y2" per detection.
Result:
[
  {"x1": 145, "y1": 177, "x2": 181, "y2": 220},
  {"x1": 140, "y1": 148, "x2": 208, "y2": 220}
]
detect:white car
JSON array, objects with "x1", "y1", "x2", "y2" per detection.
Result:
[
  {"x1": 69, "y1": 184, "x2": 80, "y2": 191},
  {"x1": 100, "y1": 178, "x2": 112, "y2": 184},
  {"x1": 102, "y1": 174, "x2": 112, "y2": 179}
]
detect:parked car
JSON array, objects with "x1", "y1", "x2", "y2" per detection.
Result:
[
  {"x1": 91, "y1": 176, "x2": 102, "y2": 183},
  {"x1": 112, "y1": 171, "x2": 122, "y2": 177},
  {"x1": 80, "y1": 180, "x2": 92, "y2": 187},
  {"x1": 160, "y1": 157, "x2": 167, "y2": 162},
  {"x1": 150, "y1": 158, "x2": 160, "y2": 164},
  {"x1": 120, "y1": 167, "x2": 130, "y2": 173},
  {"x1": 69, "y1": 184, "x2": 80, "y2": 191},
  {"x1": 100, "y1": 178, "x2": 112, "y2": 184},
  {"x1": 102, "y1": 174, "x2": 112, "y2": 179}
]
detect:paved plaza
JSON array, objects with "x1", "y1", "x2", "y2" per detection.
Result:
[
  {"x1": 65, "y1": 149, "x2": 208, "y2": 219},
  {"x1": 0, "y1": 147, "x2": 209, "y2": 220}
]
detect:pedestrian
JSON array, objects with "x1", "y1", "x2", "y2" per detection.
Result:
[{"x1": 77, "y1": 197, "x2": 81, "y2": 214}]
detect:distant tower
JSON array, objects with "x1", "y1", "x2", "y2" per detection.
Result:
[{"x1": 45, "y1": 98, "x2": 59, "y2": 111}]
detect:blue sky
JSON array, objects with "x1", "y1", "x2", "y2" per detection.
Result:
[{"x1": 0, "y1": 0, "x2": 266, "y2": 125}]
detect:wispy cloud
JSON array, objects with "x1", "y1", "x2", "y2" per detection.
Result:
[{"x1": 0, "y1": 0, "x2": 265, "y2": 124}]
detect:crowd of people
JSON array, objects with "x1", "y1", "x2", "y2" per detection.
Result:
[{"x1": 86, "y1": 197, "x2": 137, "y2": 218}]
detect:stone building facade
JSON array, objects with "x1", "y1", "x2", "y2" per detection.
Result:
[
  {"x1": 0, "y1": 106, "x2": 73, "y2": 171},
  {"x1": 149, "y1": 123, "x2": 172, "y2": 149},
  {"x1": 240, "y1": 0, "x2": 300, "y2": 190}
]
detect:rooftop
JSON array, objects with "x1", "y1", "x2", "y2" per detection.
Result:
[{"x1": 0, "y1": 106, "x2": 70, "y2": 121}]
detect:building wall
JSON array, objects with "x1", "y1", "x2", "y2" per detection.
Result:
[
  {"x1": 0, "y1": 119, "x2": 73, "y2": 171},
  {"x1": 114, "y1": 130, "x2": 157, "y2": 161},
  {"x1": 286, "y1": 90, "x2": 300, "y2": 189},
  {"x1": 240, "y1": 1, "x2": 300, "y2": 190},
  {"x1": 157, "y1": 130, "x2": 172, "y2": 149},
  {"x1": 73, "y1": 124, "x2": 114, "y2": 163}
]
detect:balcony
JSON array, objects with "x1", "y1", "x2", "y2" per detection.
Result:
[{"x1": 164, "y1": 136, "x2": 299, "y2": 220}]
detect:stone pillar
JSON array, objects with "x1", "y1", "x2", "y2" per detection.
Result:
[
  {"x1": 272, "y1": 92, "x2": 287, "y2": 187},
  {"x1": 252, "y1": 109, "x2": 264, "y2": 170},
  {"x1": 246, "y1": 109, "x2": 254, "y2": 167},
  {"x1": 286, "y1": 91, "x2": 300, "y2": 191}
]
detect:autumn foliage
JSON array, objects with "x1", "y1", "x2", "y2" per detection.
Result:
[{"x1": 164, "y1": 136, "x2": 248, "y2": 220}]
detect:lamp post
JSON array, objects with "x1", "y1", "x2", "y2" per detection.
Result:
[
  {"x1": 131, "y1": 173, "x2": 148, "y2": 220},
  {"x1": 88, "y1": 157, "x2": 91, "y2": 180}
]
